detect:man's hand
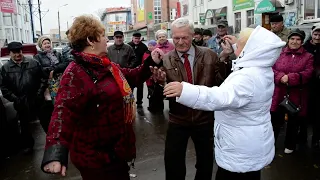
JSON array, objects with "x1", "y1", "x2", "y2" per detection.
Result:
[
  {"x1": 164, "y1": 82, "x2": 183, "y2": 98},
  {"x1": 43, "y1": 161, "x2": 67, "y2": 176},
  {"x1": 150, "y1": 66, "x2": 166, "y2": 85},
  {"x1": 281, "y1": 75, "x2": 289, "y2": 84},
  {"x1": 223, "y1": 35, "x2": 238, "y2": 44},
  {"x1": 151, "y1": 48, "x2": 164, "y2": 64}
]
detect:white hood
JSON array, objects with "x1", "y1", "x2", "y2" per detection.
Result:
[{"x1": 234, "y1": 25, "x2": 286, "y2": 69}]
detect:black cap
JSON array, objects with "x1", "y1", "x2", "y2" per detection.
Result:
[
  {"x1": 114, "y1": 31, "x2": 124, "y2": 37},
  {"x1": 202, "y1": 29, "x2": 212, "y2": 37},
  {"x1": 217, "y1": 19, "x2": 228, "y2": 27},
  {"x1": 8, "y1": 42, "x2": 23, "y2": 52},
  {"x1": 270, "y1": 15, "x2": 283, "y2": 23},
  {"x1": 133, "y1": 32, "x2": 141, "y2": 37},
  {"x1": 288, "y1": 28, "x2": 306, "y2": 41}
]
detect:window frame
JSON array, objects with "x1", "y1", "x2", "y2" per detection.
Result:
[
  {"x1": 302, "y1": 0, "x2": 320, "y2": 22},
  {"x1": 234, "y1": 12, "x2": 241, "y2": 34}
]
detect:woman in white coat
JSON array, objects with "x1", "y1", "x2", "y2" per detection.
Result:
[{"x1": 163, "y1": 26, "x2": 286, "y2": 179}]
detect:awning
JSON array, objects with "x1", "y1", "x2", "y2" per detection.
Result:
[
  {"x1": 255, "y1": 0, "x2": 284, "y2": 14},
  {"x1": 215, "y1": 7, "x2": 227, "y2": 17},
  {"x1": 204, "y1": 6, "x2": 227, "y2": 19}
]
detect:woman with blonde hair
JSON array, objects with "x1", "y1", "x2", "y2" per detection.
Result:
[
  {"x1": 163, "y1": 26, "x2": 286, "y2": 179},
  {"x1": 40, "y1": 15, "x2": 162, "y2": 180},
  {"x1": 155, "y1": 29, "x2": 174, "y2": 54}
]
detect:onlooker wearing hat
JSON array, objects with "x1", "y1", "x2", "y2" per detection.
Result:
[
  {"x1": 0, "y1": 42, "x2": 45, "y2": 154},
  {"x1": 270, "y1": 14, "x2": 290, "y2": 42},
  {"x1": 303, "y1": 25, "x2": 320, "y2": 149},
  {"x1": 61, "y1": 30, "x2": 74, "y2": 65},
  {"x1": 107, "y1": 31, "x2": 137, "y2": 68},
  {"x1": 34, "y1": 36, "x2": 68, "y2": 133},
  {"x1": 271, "y1": 29, "x2": 313, "y2": 154},
  {"x1": 128, "y1": 32, "x2": 148, "y2": 107},
  {"x1": 207, "y1": 19, "x2": 229, "y2": 55},
  {"x1": 193, "y1": 28, "x2": 206, "y2": 46},
  {"x1": 155, "y1": 30, "x2": 175, "y2": 54}
]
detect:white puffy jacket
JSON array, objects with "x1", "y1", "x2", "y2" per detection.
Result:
[{"x1": 176, "y1": 26, "x2": 286, "y2": 173}]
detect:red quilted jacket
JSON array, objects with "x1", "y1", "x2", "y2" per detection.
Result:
[{"x1": 41, "y1": 55, "x2": 156, "y2": 170}]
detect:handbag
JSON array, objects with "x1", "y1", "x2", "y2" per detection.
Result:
[{"x1": 279, "y1": 73, "x2": 302, "y2": 115}]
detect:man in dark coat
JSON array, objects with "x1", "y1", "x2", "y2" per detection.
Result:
[
  {"x1": 0, "y1": 42, "x2": 45, "y2": 153},
  {"x1": 303, "y1": 25, "x2": 320, "y2": 149},
  {"x1": 128, "y1": 32, "x2": 148, "y2": 107}
]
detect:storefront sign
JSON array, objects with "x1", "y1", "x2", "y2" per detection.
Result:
[
  {"x1": 0, "y1": 0, "x2": 16, "y2": 14},
  {"x1": 205, "y1": 9, "x2": 215, "y2": 19},
  {"x1": 215, "y1": 7, "x2": 227, "y2": 17},
  {"x1": 233, "y1": 0, "x2": 254, "y2": 11},
  {"x1": 108, "y1": 21, "x2": 126, "y2": 25},
  {"x1": 106, "y1": 7, "x2": 129, "y2": 13},
  {"x1": 147, "y1": 12, "x2": 153, "y2": 20},
  {"x1": 199, "y1": 13, "x2": 205, "y2": 24},
  {"x1": 255, "y1": 0, "x2": 275, "y2": 14}
]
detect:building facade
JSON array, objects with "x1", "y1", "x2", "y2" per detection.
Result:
[
  {"x1": 100, "y1": 7, "x2": 132, "y2": 39},
  {"x1": 0, "y1": 0, "x2": 33, "y2": 48},
  {"x1": 129, "y1": 0, "x2": 178, "y2": 41}
]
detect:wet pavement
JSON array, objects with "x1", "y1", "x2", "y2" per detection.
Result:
[{"x1": 0, "y1": 85, "x2": 320, "y2": 180}]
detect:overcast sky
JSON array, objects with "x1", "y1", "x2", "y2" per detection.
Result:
[{"x1": 34, "y1": 0, "x2": 130, "y2": 34}]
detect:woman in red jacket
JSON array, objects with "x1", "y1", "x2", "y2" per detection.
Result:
[
  {"x1": 271, "y1": 29, "x2": 313, "y2": 154},
  {"x1": 41, "y1": 15, "x2": 163, "y2": 180}
]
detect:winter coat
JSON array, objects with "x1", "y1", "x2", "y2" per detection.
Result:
[
  {"x1": 155, "y1": 40, "x2": 175, "y2": 54},
  {"x1": 41, "y1": 53, "x2": 158, "y2": 170},
  {"x1": 127, "y1": 41, "x2": 148, "y2": 68},
  {"x1": 142, "y1": 51, "x2": 153, "y2": 87},
  {"x1": 34, "y1": 50, "x2": 66, "y2": 79},
  {"x1": 271, "y1": 46, "x2": 314, "y2": 117},
  {"x1": 176, "y1": 26, "x2": 286, "y2": 172},
  {"x1": 107, "y1": 44, "x2": 136, "y2": 68}
]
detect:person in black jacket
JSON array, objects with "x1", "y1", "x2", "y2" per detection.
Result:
[
  {"x1": 303, "y1": 25, "x2": 320, "y2": 149},
  {"x1": 34, "y1": 36, "x2": 68, "y2": 133},
  {"x1": 0, "y1": 42, "x2": 45, "y2": 154},
  {"x1": 128, "y1": 32, "x2": 148, "y2": 107}
]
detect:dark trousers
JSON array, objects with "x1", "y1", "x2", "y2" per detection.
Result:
[
  {"x1": 147, "y1": 86, "x2": 164, "y2": 111},
  {"x1": 18, "y1": 109, "x2": 35, "y2": 149},
  {"x1": 136, "y1": 83, "x2": 144, "y2": 105},
  {"x1": 312, "y1": 116, "x2": 320, "y2": 143},
  {"x1": 271, "y1": 111, "x2": 307, "y2": 149},
  {"x1": 215, "y1": 166, "x2": 261, "y2": 180},
  {"x1": 38, "y1": 100, "x2": 54, "y2": 133},
  {"x1": 165, "y1": 122, "x2": 213, "y2": 180},
  {"x1": 79, "y1": 161, "x2": 130, "y2": 180}
]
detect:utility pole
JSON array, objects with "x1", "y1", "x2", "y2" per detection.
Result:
[
  {"x1": 38, "y1": 0, "x2": 43, "y2": 35},
  {"x1": 28, "y1": 0, "x2": 35, "y2": 42},
  {"x1": 58, "y1": 10, "x2": 61, "y2": 46}
]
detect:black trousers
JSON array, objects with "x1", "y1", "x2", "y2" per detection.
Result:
[
  {"x1": 271, "y1": 111, "x2": 307, "y2": 149},
  {"x1": 136, "y1": 83, "x2": 144, "y2": 105},
  {"x1": 38, "y1": 100, "x2": 54, "y2": 133},
  {"x1": 147, "y1": 86, "x2": 164, "y2": 111},
  {"x1": 18, "y1": 108, "x2": 35, "y2": 149},
  {"x1": 215, "y1": 166, "x2": 261, "y2": 180},
  {"x1": 165, "y1": 122, "x2": 213, "y2": 180}
]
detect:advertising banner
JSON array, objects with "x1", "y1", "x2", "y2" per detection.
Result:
[
  {"x1": 0, "y1": 0, "x2": 16, "y2": 14},
  {"x1": 233, "y1": 0, "x2": 254, "y2": 11},
  {"x1": 137, "y1": 0, "x2": 145, "y2": 22},
  {"x1": 180, "y1": 0, "x2": 189, "y2": 16}
]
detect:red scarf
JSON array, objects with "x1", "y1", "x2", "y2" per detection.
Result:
[{"x1": 75, "y1": 51, "x2": 135, "y2": 124}]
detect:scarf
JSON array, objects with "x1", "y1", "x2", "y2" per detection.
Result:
[
  {"x1": 75, "y1": 51, "x2": 136, "y2": 124},
  {"x1": 46, "y1": 51, "x2": 59, "y2": 67}
]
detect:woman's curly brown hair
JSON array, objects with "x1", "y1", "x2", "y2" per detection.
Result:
[{"x1": 68, "y1": 15, "x2": 105, "y2": 52}]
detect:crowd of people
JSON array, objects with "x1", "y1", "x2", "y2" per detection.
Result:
[{"x1": 0, "y1": 13, "x2": 319, "y2": 180}]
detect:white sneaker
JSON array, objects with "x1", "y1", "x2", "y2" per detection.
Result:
[{"x1": 284, "y1": 148, "x2": 294, "y2": 154}]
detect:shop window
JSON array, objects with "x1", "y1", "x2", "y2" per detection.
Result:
[
  {"x1": 304, "y1": 0, "x2": 315, "y2": 19},
  {"x1": 235, "y1": 12, "x2": 241, "y2": 33},
  {"x1": 5, "y1": 28, "x2": 14, "y2": 41},
  {"x1": 247, "y1": 10, "x2": 254, "y2": 27}
]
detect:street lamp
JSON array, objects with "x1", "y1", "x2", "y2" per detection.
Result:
[{"x1": 58, "y1": 4, "x2": 68, "y2": 46}]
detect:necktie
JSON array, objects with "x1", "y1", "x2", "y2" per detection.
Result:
[{"x1": 182, "y1": 53, "x2": 193, "y2": 84}]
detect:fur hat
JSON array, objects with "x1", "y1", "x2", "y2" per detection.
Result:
[
  {"x1": 288, "y1": 29, "x2": 306, "y2": 41},
  {"x1": 37, "y1": 36, "x2": 51, "y2": 49}
]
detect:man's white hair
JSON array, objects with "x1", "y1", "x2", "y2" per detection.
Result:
[{"x1": 171, "y1": 18, "x2": 194, "y2": 33}]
